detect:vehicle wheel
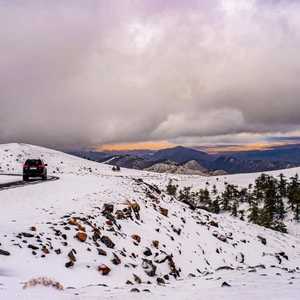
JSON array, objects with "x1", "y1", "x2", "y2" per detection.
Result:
[
  {"x1": 23, "y1": 176, "x2": 29, "y2": 181},
  {"x1": 42, "y1": 175, "x2": 47, "y2": 181}
]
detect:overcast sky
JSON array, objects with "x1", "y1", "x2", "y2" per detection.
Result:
[{"x1": 0, "y1": 0, "x2": 300, "y2": 149}]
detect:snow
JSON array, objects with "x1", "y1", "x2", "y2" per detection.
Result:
[
  {"x1": 0, "y1": 175, "x2": 20, "y2": 184},
  {"x1": 0, "y1": 143, "x2": 300, "y2": 299}
]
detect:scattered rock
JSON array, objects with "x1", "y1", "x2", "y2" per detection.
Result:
[
  {"x1": 98, "y1": 264, "x2": 111, "y2": 275},
  {"x1": 159, "y1": 207, "x2": 169, "y2": 217},
  {"x1": 65, "y1": 261, "x2": 74, "y2": 268},
  {"x1": 28, "y1": 244, "x2": 39, "y2": 250},
  {"x1": 102, "y1": 203, "x2": 114, "y2": 214},
  {"x1": 216, "y1": 266, "x2": 234, "y2": 271},
  {"x1": 152, "y1": 240, "x2": 159, "y2": 249},
  {"x1": 97, "y1": 248, "x2": 107, "y2": 256},
  {"x1": 221, "y1": 281, "x2": 231, "y2": 287},
  {"x1": 100, "y1": 236, "x2": 115, "y2": 249},
  {"x1": 68, "y1": 250, "x2": 76, "y2": 262},
  {"x1": 143, "y1": 247, "x2": 152, "y2": 257},
  {"x1": 68, "y1": 218, "x2": 78, "y2": 226},
  {"x1": 111, "y1": 253, "x2": 121, "y2": 265},
  {"x1": 42, "y1": 247, "x2": 50, "y2": 254},
  {"x1": 156, "y1": 277, "x2": 165, "y2": 285},
  {"x1": 142, "y1": 259, "x2": 157, "y2": 277},
  {"x1": 257, "y1": 236, "x2": 267, "y2": 245},
  {"x1": 55, "y1": 249, "x2": 61, "y2": 255},
  {"x1": 132, "y1": 234, "x2": 141, "y2": 243},
  {"x1": 209, "y1": 220, "x2": 219, "y2": 228},
  {"x1": 0, "y1": 249, "x2": 10, "y2": 256},
  {"x1": 133, "y1": 274, "x2": 142, "y2": 284},
  {"x1": 75, "y1": 231, "x2": 87, "y2": 242},
  {"x1": 22, "y1": 232, "x2": 34, "y2": 238}
]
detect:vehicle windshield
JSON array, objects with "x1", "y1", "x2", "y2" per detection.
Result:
[{"x1": 25, "y1": 159, "x2": 42, "y2": 166}]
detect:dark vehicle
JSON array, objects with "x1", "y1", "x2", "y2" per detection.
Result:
[{"x1": 23, "y1": 159, "x2": 47, "y2": 181}]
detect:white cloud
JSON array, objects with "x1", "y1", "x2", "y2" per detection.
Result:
[{"x1": 0, "y1": 0, "x2": 299, "y2": 148}]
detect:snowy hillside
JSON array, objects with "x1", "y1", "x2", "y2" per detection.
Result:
[{"x1": 0, "y1": 143, "x2": 300, "y2": 299}]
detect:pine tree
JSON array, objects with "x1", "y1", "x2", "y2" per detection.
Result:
[
  {"x1": 278, "y1": 173, "x2": 287, "y2": 198},
  {"x1": 212, "y1": 184, "x2": 218, "y2": 196},
  {"x1": 210, "y1": 196, "x2": 220, "y2": 214},
  {"x1": 248, "y1": 200, "x2": 260, "y2": 224},
  {"x1": 231, "y1": 201, "x2": 238, "y2": 217},
  {"x1": 220, "y1": 184, "x2": 237, "y2": 211},
  {"x1": 178, "y1": 186, "x2": 194, "y2": 208},
  {"x1": 166, "y1": 179, "x2": 178, "y2": 197}
]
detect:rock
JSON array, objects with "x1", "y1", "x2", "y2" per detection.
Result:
[
  {"x1": 130, "y1": 288, "x2": 140, "y2": 293},
  {"x1": 22, "y1": 232, "x2": 34, "y2": 238},
  {"x1": 102, "y1": 203, "x2": 114, "y2": 214},
  {"x1": 55, "y1": 249, "x2": 61, "y2": 255},
  {"x1": 30, "y1": 226, "x2": 37, "y2": 231},
  {"x1": 68, "y1": 250, "x2": 76, "y2": 262},
  {"x1": 126, "y1": 280, "x2": 133, "y2": 285},
  {"x1": 216, "y1": 266, "x2": 234, "y2": 271},
  {"x1": 278, "y1": 252, "x2": 289, "y2": 260},
  {"x1": 221, "y1": 281, "x2": 231, "y2": 287},
  {"x1": 152, "y1": 240, "x2": 159, "y2": 249},
  {"x1": 217, "y1": 235, "x2": 227, "y2": 243},
  {"x1": 133, "y1": 274, "x2": 142, "y2": 284},
  {"x1": 159, "y1": 207, "x2": 168, "y2": 217},
  {"x1": 115, "y1": 210, "x2": 125, "y2": 220},
  {"x1": 78, "y1": 224, "x2": 86, "y2": 232},
  {"x1": 28, "y1": 244, "x2": 39, "y2": 250},
  {"x1": 143, "y1": 247, "x2": 152, "y2": 257},
  {"x1": 42, "y1": 247, "x2": 50, "y2": 254},
  {"x1": 98, "y1": 264, "x2": 111, "y2": 275},
  {"x1": 75, "y1": 231, "x2": 87, "y2": 242},
  {"x1": 65, "y1": 261, "x2": 74, "y2": 268},
  {"x1": 156, "y1": 277, "x2": 165, "y2": 285},
  {"x1": 111, "y1": 253, "x2": 121, "y2": 265},
  {"x1": 106, "y1": 220, "x2": 113, "y2": 226},
  {"x1": 92, "y1": 230, "x2": 101, "y2": 241},
  {"x1": 68, "y1": 218, "x2": 78, "y2": 226},
  {"x1": 209, "y1": 220, "x2": 219, "y2": 228},
  {"x1": 257, "y1": 235, "x2": 267, "y2": 245},
  {"x1": 144, "y1": 261, "x2": 157, "y2": 277},
  {"x1": 97, "y1": 248, "x2": 107, "y2": 256},
  {"x1": 236, "y1": 252, "x2": 245, "y2": 263},
  {"x1": 132, "y1": 234, "x2": 141, "y2": 243},
  {"x1": 100, "y1": 236, "x2": 115, "y2": 249},
  {"x1": 0, "y1": 249, "x2": 10, "y2": 256}
]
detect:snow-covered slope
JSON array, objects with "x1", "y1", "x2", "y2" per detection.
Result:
[{"x1": 0, "y1": 143, "x2": 300, "y2": 299}]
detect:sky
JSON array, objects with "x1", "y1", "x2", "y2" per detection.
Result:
[{"x1": 0, "y1": 0, "x2": 300, "y2": 150}]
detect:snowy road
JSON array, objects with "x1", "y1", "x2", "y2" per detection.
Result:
[{"x1": 0, "y1": 175, "x2": 59, "y2": 191}]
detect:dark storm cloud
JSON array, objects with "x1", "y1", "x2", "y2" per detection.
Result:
[{"x1": 0, "y1": 0, "x2": 300, "y2": 147}]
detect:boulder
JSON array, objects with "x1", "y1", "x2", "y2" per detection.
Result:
[
  {"x1": 75, "y1": 231, "x2": 87, "y2": 242},
  {"x1": 100, "y1": 236, "x2": 115, "y2": 249},
  {"x1": 159, "y1": 207, "x2": 168, "y2": 217},
  {"x1": 132, "y1": 234, "x2": 141, "y2": 243},
  {"x1": 98, "y1": 264, "x2": 111, "y2": 275},
  {"x1": 0, "y1": 249, "x2": 10, "y2": 256}
]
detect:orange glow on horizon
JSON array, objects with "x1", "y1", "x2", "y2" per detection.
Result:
[
  {"x1": 204, "y1": 142, "x2": 289, "y2": 154},
  {"x1": 98, "y1": 140, "x2": 176, "y2": 151},
  {"x1": 97, "y1": 141, "x2": 295, "y2": 153}
]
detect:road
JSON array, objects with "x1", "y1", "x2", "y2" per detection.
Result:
[{"x1": 0, "y1": 175, "x2": 59, "y2": 191}]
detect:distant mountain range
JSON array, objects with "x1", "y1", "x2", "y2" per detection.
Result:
[{"x1": 68, "y1": 144, "x2": 300, "y2": 175}]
